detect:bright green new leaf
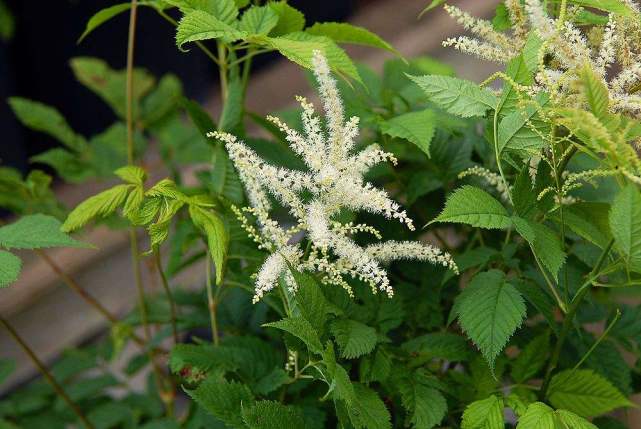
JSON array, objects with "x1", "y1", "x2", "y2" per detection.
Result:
[
  {"x1": 77, "y1": 3, "x2": 132, "y2": 43},
  {"x1": 176, "y1": 10, "x2": 247, "y2": 50},
  {"x1": 239, "y1": 5, "x2": 279, "y2": 35},
  {"x1": 547, "y1": 369, "x2": 632, "y2": 417},
  {"x1": 515, "y1": 402, "x2": 558, "y2": 428},
  {"x1": 189, "y1": 205, "x2": 228, "y2": 284},
  {"x1": 431, "y1": 186, "x2": 512, "y2": 229},
  {"x1": 114, "y1": 166, "x2": 147, "y2": 186},
  {"x1": 461, "y1": 395, "x2": 504, "y2": 429},
  {"x1": 581, "y1": 63, "x2": 609, "y2": 120},
  {"x1": 62, "y1": 184, "x2": 132, "y2": 232},
  {"x1": 609, "y1": 185, "x2": 641, "y2": 273},
  {"x1": 187, "y1": 377, "x2": 254, "y2": 427},
  {"x1": 306, "y1": 22, "x2": 399, "y2": 55},
  {"x1": 457, "y1": 270, "x2": 526, "y2": 372},
  {"x1": 241, "y1": 400, "x2": 305, "y2": 429},
  {"x1": 555, "y1": 409, "x2": 598, "y2": 429},
  {"x1": 380, "y1": 109, "x2": 436, "y2": 157},
  {"x1": 268, "y1": 1, "x2": 305, "y2": 36},
  {"x1": 0, "y1": 250, "x2": 21, "y2": 288},
  {"x1": 408, "y1": 75, "x2": 497, "y2": 117},
  {"x1": 8, "y1": 97, "x2": 87, "y2": 152},
  {"x1": 264, "y1": 317, "x2": 323, "y2": 354},
  {"x1": 331, "y1": 319, "x2": 377, "y2": 359},
  {"x1": 0, "y1": 214, "x2": 91, "y2": 250}
]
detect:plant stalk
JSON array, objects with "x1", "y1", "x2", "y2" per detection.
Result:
[
  {"x1": 539, "y1": 238, "x2": 614, "y2": 398},
  {"x1": 205, "y1": 252, "x2": 219, "y2": 346},
  {"x1": 154, "y1": 250, "x2": 179, "y2": 344},
  {"x1": 0, "y1": 317, "x2": 95, "y2": 429}
]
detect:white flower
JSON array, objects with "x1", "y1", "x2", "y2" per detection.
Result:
[{"x1": 209, "y1": 51, "x2": 457, "y2": 302}]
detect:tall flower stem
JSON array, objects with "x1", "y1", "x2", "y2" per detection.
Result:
[
  {"x1": 539, "y1": 238, "x2": 614, "y2": 398},
  {"x1": 0, "y1": 317, "x2": 95, "y2": 429},
  {"x1": 154, "y1": 249, "x2": 179, "y2": 344},
  {"x1": 205, "y1": 252, "x2": 219, "y2": 346}
]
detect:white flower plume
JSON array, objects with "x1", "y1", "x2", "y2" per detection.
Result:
[{"x1": 209, "y1": 51, "x2": 457, "y2": 303}]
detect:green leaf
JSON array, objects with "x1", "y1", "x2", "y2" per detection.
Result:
[
  {"x1": 290, "y1": 269, "x2": 333, "y2": 331},
  {"x1": 547, "y1": 369, "x2": 632, "y2": 417},
  {"x1": 210, "y1": 143, "x2": 244, "y2": 204},
  {"x1": 218, "y1": 77, "x2": 244, "y2": 133},
  {"x1": 347, "y1": 384, "x2": 392, "y2": 429},
  {"x1": 306, "y1": 22, "x2": 399, "y2": 55},
  {"x1": 511, "y1": 331, "x2": 550, "y2": 383},
  {"x1": 569, "y1": 0, "x2": 637, "y2": 16},
  {"x1": 241, "y1": 401, "x2": 305, "y2": 429},
  {"x1": 580, "y1": 63, "x2": 609, "y2": 120},
  {"x1": 497, "y1": 93, "x2": 548, "y2": 156},
  {"x1": 62, "y1": 184, "x2": 132, "y2": 232},
  {"x1": 239, "y1": 5, "x2": 278, "y2": 35},
  {"x1": 492, "y1": 3, "x2": 511, "y2": 31},
  {"x1": 609, "y1": 185, "x2": 641, "y2": 273},
  {"x1": 0, "y1": 214, "x2": 90, "y2": 249},
  {"x1": 556, "y1": 409, "x2": 599, "y2": 429},
  {"x1": 176, "y1": 10, "x2": 247, "y2": 50},
  {"x1": 189, "y1": 205, "x2": 228, "y2": 284},
  {"x1": 431, "y1": 185, "x2": 512, "y2": 229},
  {"x1": 380, "y1": 109, "x2": 435, "y2": 157},
  {"x1": 331, "y1": 319, "x2": 377, "y2": 359},
  {"x1": 418, "y1": 0, "x2": 446, "y2": 18},
  {"x1": 182, "y1": 98, "x2": 217, "y2": 137},
  {"x1": 114, "y1": 165, "x2": 146, "y2": 185},
  {"x1": 399, "y1": 382, "x2": 447, "y2": 429},
  {"x1": 0, "y1": 250, "x2": 21, "y2": 287},
  {"x1": 0, "y1": 0, "x2": 14, "y2": 41},
  {"x1": 78, "y1": 3, "x2": 132, "y2": 43},
  {"x1": 457, "y1": 270, "x2": 526, "y2": 371},
  {"x1": 402, "y1": 332, "x2": 473, "y2": 362},
  {"x1": 8, "y1": 97, "x2": 87, "y2": 152},
  {"x1": 0, "y1": 358, "x2": 15, "y2": 384},
  {"x1": 513, "y1": 218, "x2": 566, "y2": 281},
  {"x1": 408, "y1": 75, "x2": 497, "y2": 117},
  {"x1": 70, "y1": 57, "x2": 155, "y2": 119},
  {"x1": 558, "y1": 202, "x2": 612, "y2": 249},
  {"x1": 264, "y1": 317, "x2": 323, "y2": 354},
  {"x1": 461, "y1": 395, "x2": 504, "y2": 429},
  {"x1": 187, "y1": 378, "x2": 254, "y2": 428},
  {"x1": 169, "y1": 343, "x2": 239, "y2": 376},
  {"x1": 140, "y1": 74, "x2": 183, "y2": 127},
  {"x1": 268, "y1": 1, "x2": 304, "y2": 36},
  {"x1": 516, "y1": 402, "x2": 558, "y2": 428}
]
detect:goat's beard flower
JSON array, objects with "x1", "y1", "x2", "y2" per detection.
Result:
[
  {"x1": 443, "y1": 0, "x2": 641, "y2": 119},
  {"x1": 210, "y1": 51, "x2": 457, "y2": 303}
]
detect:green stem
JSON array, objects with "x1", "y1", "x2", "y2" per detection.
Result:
[
  {"x1": 573, "y1": 308, "x2": 621, "y2": 370},
  {"x1": 532, "y1": 249, "x2": 567, "y2": 313},
  {"x1": 217, "y1": 42, "x2": 229, "y2": 104},
  {"x1": 492, "y1": 107, "x2": 512, "y2": 205},
  {"x1": 1, "y1": 317, "x2": 95, "y2": 429},
  {"x1": 539, "y1": 238, "x2": 614, "y2": 398},
  {"x1": 205, "y1": 252, "x2": 219, "y2": 346},
  {"x1": 154, "y1": 249, "x2": 179, "y2": 345}
]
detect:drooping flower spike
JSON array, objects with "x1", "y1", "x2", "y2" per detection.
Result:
[{"x1": 209, "y1": 50, "x2": 457, "y2": 303}]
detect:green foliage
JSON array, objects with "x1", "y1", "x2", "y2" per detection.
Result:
[
  {"x1": 431, "y1": 186, "x2": 511, "y2": 229},
  {"x1": 461, "y1": 395, "x2": 504, "y2": 429},
  {"x1": 330, "y1": 319, "x2": 377, "y2": 359},
  {"x1": 241, "y1": 400, "x2": 305, "y2": 429},
  {"x1": 0, "y1": 250, "x2": 21, "y2": 287},
  {"x1": 187, "y1": 378, "x2": 254, "y2": 427},
  {"x1": 408, "y1": 75, "x2": 497, "y2": 117},
  {"x1": 609, "y1": 184, "x2": 641, "y2": 273},
  {"x1": 380, "y1": 109, "x2": 435, "y2": 157}
]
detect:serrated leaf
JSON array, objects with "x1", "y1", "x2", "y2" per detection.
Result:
[
  {"x1": 241, "y1": 400, "x2": 305, "y2": 429},
  {"x1": 513, "y1": 217, "x2": 566, "y2": 281},
  {"x1": 399, "y1": 382, "x2": 447, "y2": 429},
  {"x1": 268, "y1": 1, "x2": 304, "y2": 36},
  {"x1": 402, "y1": 332, "x2": 473, "y2": 362},
  {"x1": 461, "y1": 395, "x2": 504, "y2": 429},
  {"x1": 187, "y1": 378, "x2": 254, "y2": 428},
  {"x1": 431, "y1": 185, "x2": 511, "y2": 229},
  {"x1": 580, "y1": 63, "x2": 609, "y2": 120},
  {"x1": 498, "y1": 93, "x2": 548, "y2": 156},
  {"x1": 511, "y1": 331, "x2": 550, "y2": 383},
  {"x1": 0, "y1": 250, "x2": 21, "y2": 287},
  {"x1": 114, "y1": 165, "x2": 146, "y2": 185},
  {"x1": 331, "y1": 319, "x2": 377, "y2": 359},
  {"x1": 380, "y1": 109, "x2": 435, "y2": 157},
  {"x1": 189, "y1": 205, "x2": 228, "y2": 284},
  {"x1": 569, "y1": 0, "x2": 637, "y2": 16},
  {"x1": 457, "y1": 270, "x2": 526, "y2": 371},
  {"x1": 239, "y1": 5, "x2": 278, "y2": 35},
  {"x1": 306, "y1": 22, "x2": 399, "y2": 55},
  {"x1": 557, "y1": 202, "x2": 611, "y2": 249},
  {"x1": 555, "y1": 409, "x2": 598, "y2": 429},
  {"x1": 347, "y1": 384, "x2": 392, "y2": 429},
  {"x1": 290, "y1": 269, "x2": 333, "y2": 332},
  {"x1": 0, "y1": 214, "x2": 90, "y2": 249},
  {"x1": 169, "y1": 343, "x2": 239, "y2": 376},
  {"x1": 8, "y1": 97, "x2": 87, "y2": 152},
  {"x1": 547, "y1": 369, "x2": 632, "y2": 417},
  {"x1": 62, "y1": 184, "x2": 132, "y2": 232},
  {"x1": 408, "y1": 75, "x2": 497, "y2": 117},
  {"x1": 609, "y1": 185, "x2": 641, "y2": 273},
  {"x1": 176, "y1": 10, "x2": 247, "y2": 50},
  {"x1": 264, "y1": 317, "x2": 323, "y2": 354},
  {"x1": 516, "y1": 402, "x2": 558, "y2": 428}
]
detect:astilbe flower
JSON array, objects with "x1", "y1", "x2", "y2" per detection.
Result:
[
  {"x1": 209, "y1": 51, "x2": 457, "y2": 303},
  {"x1": 443, "y1": 0, "x2": 641, "y2": 119}
]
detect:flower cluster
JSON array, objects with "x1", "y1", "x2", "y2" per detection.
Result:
[
  {"x1": 443, "y1": 0, "x2": 641, "y2": 118},
  {"x1": 210, "y1": 51, "x2": 457, "y2": 303}
]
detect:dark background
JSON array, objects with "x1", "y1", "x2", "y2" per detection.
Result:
[{"x1": 0, "y1": 0, "x2": 356, "y2": 173}]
